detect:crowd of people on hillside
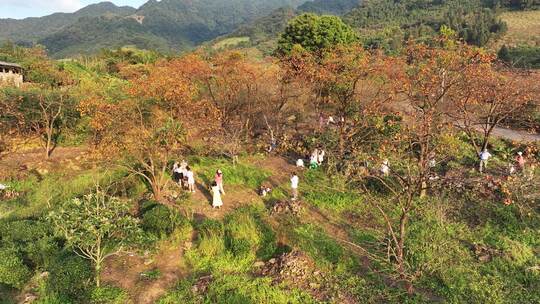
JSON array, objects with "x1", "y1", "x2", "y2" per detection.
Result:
[{"x1": 171, "y1": 126, "x2": 534, "y2": 209}]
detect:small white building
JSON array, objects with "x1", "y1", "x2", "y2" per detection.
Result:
[{"x1": 0, "y1": 61, "x2": 23, "y2": 88}]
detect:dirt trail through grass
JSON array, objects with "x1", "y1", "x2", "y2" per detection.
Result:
[
  {"x1": 102, "y1": 241, "x2": 187, "y2": 304},
  {"x1": 0, "y1": 146, "x2": 89, "y2": 176}
]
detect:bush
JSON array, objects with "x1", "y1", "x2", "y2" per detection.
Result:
[
  {"x1": 0, "y1": 219, "x2": 60, "y2": 268},
  {"x1": 141, "y1": 204, "x2": 186, "y2": 238},
  {"x1": 91, "y1": 286, "x2": 130, "y2": 304},
  {"x1": 498, "y1": 45, "x2": 540, "y2": 69},
  {"x1": 224, "y1": 207, "x2": 278, "y2": 260},
  {"x1": 0, "y1": 246, "x2": 32, "y2": 289},
  {"x1": 46, "y1": 254, "x2": 93, "y2": 301}
]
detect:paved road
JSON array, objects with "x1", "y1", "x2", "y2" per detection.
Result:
[{"x1": 487, "y1": 126, "x2": 540, "y2": 143}]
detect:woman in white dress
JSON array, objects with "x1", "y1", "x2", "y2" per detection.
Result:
[{"x1": 211, "y1": 182, "x2": 223, "y2": 209}]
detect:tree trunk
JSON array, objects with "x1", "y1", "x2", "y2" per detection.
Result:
[
  {"x1": 95, "y1": 261, "x2": 101, "y2": 287},
  {"x1": 45, "y1": 130, "x2": 52, "y2": 159},
  {"x1": 398, "y1": 211, "x2": 412, "y2": 293}
]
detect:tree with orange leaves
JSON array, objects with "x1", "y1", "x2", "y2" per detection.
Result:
[
  {"x1": 280, "y1": 44, "x2": 393, "y2": 173},
  {"x1": 359, "y1": 40, "x2": 486, "y2": 293},
  {"x1": 202, "y1": 51, "x2": 283, "y2": 162},
  {"x1": 451, "y1": 65, "x2": 537, "y2": 158},
  {"x1": 82, "y1": 55, "x2": 216, "y2": 202}
]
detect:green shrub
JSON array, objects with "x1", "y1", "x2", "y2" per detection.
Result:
[
  {"x1": 0, "y1": 246, "x2": 32, "y2": 289},
  {"x1": 194, "y1": 218, "x2": 224, "y2": 236},
  {"x1": 141, "y1": 204, "x2": 187, "y2": 238},
  {"x1": 91, "y1": 286, "x2": 130, "y2": 304},
  {"x1": 0, "y1": 219, "x2": 59, "y2": 268},
  {"x1": 34, "y1": 294, "x2": 72, "y2": 304},
  {"x1": 186, "y1": 208, "x2": 277, "y2": 274},
  {"x1": 46, "y1": 254, "x2": 93, "y2": 301}
]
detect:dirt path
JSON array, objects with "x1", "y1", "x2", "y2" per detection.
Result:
[
  {"x1": 175, "y1": 156, "x2": 298, "y2": 221},
  {"x1": 102, "y1": 241, "x2": 187, "y2": 304},
  {"x1": 0, "y1": 146, "x2": 89, "y2": 178},
  {"x1": 186, "y1": 184, "x2": 263, "y2": 220}
]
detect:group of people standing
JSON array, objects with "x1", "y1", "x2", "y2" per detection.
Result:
[
  {"x1": 172, "y1": 161, "x2": 225, "y2": 209},
  {"x1": 479, "y1": 149, "x2": 529, "y2": 175},
  {"x1": 296, "y1": 148, "x2": 325, "y2": 169},
  {"x1": 172, "y1": 160, "x2": 195, "y2": 193}
]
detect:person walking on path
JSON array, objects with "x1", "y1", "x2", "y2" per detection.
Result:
[
  {"x1": 515, "y1": 152, "x2": 525, "y2": 172},
  {"x1": 186, "y1": 166, "x2": 196, "y2": 193},
  {"x1": 479, "y1": 149, "x2": 492, "y2": 173},
  {"x1": 290, "y1": 172, "x2": 299, "y2": 201},
  {"x1": 211, "y1": 181, "x2": 223, "y2": 209},
  {"x1": 215, "y1": 169, "x2": 225, "y2": 195}
]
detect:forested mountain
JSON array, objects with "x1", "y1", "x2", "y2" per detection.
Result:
[
  {"x1": 298, "y1": 0, "x2": 361, "y2": 15},
  {"x1": 0, "y1": 0, "x2": 307, "y2": 58},
  {"x1": 0, "y1": 0, "x2": 532, "y2": 57},
  {"x1": 344, "y1": 0, "x2": 507, "y2": 48},
  {"x1": 0, "y1": 2, "x2": 135, "y2": 45}
]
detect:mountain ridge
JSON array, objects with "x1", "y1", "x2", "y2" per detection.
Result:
[{"x1": 0, "y1": 0, "x2": 309, "y2": 57}]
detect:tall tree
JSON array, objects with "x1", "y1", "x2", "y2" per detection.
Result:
[
  {"x1": 277, "y1": 13, "x2": 357, "y2": 55},
  {"x1": 90, "y1": 55, "x2": 217, "y2": 201}
]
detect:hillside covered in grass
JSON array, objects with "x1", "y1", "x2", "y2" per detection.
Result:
[{"x1": 1, "y1": 8, "x2": 540, "y2": 304}]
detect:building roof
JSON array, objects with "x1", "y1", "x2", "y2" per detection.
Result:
[{"x1": 0, "y1": 61, "x2": 22, "y2": 69}]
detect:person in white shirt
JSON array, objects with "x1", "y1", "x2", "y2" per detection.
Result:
[
  {"x1": 317, "y1": 149, "x2": 325, "y2": 165},
  {"x1": 380, "y1": 159, "x2": 390, "y2": 176},
  {"x1": 172, "y1": 162, "x2": 183, "y2": 185},
  {"x1": 290, "y1": 173, "x2": 299, "y2": 201},
  {"x1": 296, "y1": 158, "x2": 305, "y2": 167},
  {"x1": 327, "y1": 116, "x2": 335, "y2": 125},
  {"x1": 185, "y1": 166, "x2": 195, "y2": 193},
  {"x1": 211, "y1": 182, "x2": 223, "y2": 209},
  {"x1": 479, "y1": 149, "x2": 492, "y2": 173}
]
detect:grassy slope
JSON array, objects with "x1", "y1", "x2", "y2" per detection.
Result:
[
  {"x1": 492, "y1": 10, "x2": 540, "y2": 49},
  {"x1": 500, "y1": 10, "x2": 540, "y2": 45}
]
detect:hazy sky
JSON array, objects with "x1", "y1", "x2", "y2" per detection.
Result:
[{"x1": 0, "y1": 0, "x2": 149, "y2": 19}]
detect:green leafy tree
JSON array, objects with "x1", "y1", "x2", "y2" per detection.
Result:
[
  {"x1": 277, "y1": 13, "x2": 357, "y2": 55},
  {"x1": 48, "y1": 189, "x2": 144, "y2": 287}
]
